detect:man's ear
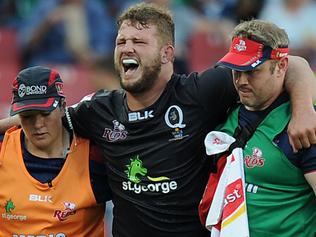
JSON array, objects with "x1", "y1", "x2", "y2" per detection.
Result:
[
  {"x1": 161, "y1": 44, "x2": 175, "y2": 64},
  {"x1": 59, "y1": 99, "x2": 67, "y2": 115},
  {"x1": 275, "y1": 57, "x2": 289, "y2": 79},
  {"x1": 278, "y1": 57, "x2": 289, "y2": 73}
]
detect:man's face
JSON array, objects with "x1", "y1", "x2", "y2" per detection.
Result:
[
  {"x1": 232, "y1": 60, "x2": 284, "y2": 111},
  {"x1": 114, "y1": 20, "x2": 162, "y2": 93},
  {"x1": 19, "y1": 107, "x2": 64, "y2": 152}
]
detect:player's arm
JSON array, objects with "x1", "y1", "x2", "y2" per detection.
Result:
[
  {"x1": 285, "y1": 56, "x2": 316, "y2": 152},
  {"x1": 0, "y1": 116, "x2": 20, "y2": 133},
  {"x1": 89, "y1": 142, "x2": 112, "y2": 204}
]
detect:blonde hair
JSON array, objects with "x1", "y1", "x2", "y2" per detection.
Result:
[{"x1": 231, "y1": 19, "x2": 289, "y2": 49}]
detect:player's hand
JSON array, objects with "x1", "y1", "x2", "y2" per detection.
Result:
[{"x1": 287, "y1": 107, "x2": 316, "y2": 152}]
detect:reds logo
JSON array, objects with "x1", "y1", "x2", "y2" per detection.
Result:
[
  {"x1": 212, "y1": 137, "x2": 222, "y2": 145},
  {"x1": 102, "y1": 120, "x2": 128, "y2": 142},
  {"x1": 245, "y1": 147, "x2": 265, "y2": 168},
  {"x1": 234, "y1": 39, "x2": 247, "y2": 52},
  {"x1": 53, "y1": 202, "x2": 76, "y2": 221}
]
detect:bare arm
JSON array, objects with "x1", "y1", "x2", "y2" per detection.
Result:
[
  {"x1": 305, "y1": 172, "x2": 316, "y2": 196},
  {"x1": 285, "y1": 56, "x2": 316, "y2": 152},
  {"x1": 0, "y1": 116, "x2": 20, "y2": 133}
]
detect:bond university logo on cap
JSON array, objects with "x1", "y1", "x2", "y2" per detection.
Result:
[
  {"x1": 217, "y1": 37, "x2": 289, "y2": 71},
  {"x1": 10, "y1": 66, "x2": 65, "y2": 116},
  {"x1": 17, "y1": 83, "x2": 47, "y2": 98}
]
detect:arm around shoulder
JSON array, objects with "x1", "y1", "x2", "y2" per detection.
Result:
[
  {"x1": 285, "y1": 56, "x2": 316, "y2": 152},
  {"x1": 0, "y1": 115, "x2": 20, "y2": 133}
]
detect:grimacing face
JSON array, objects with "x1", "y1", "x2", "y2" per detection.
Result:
[
  {"x1": 232, "y1": 60, "x2": 284, "y2": 111},
  {"x1": 114, "y1": 20, "x2": 163, "y2": 93}
]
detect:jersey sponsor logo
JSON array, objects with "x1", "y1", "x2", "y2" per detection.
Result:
[
  {"x1": 125, "y1": 155, "x2": 147, "y2": 184},
  {"x1": 245, "y1": 147, "x2": 265, "y2": 168},
  {"x1": 102, "y1": 120, "x2": 128, "y2": 142},
  {"x1": 122, "y1": 155, "x2": 178, "y2": 194},
  {"x1": 122, "y1": 180, "x2": 178, "y2": 194},
  {"x1": 53, "y1": 202, "x2": 76, "y2": 221},
  {"x1": 29, "y1": 194, "x2": 53, "y2": 203},
  {"x1": 18, "y1": 84, "x2": 47, "y2": 98},
  {"x1": 128, "y1": 110, "x2": 154, "y2": 122},
  {"x1": 13, "y1": 233, "x2": 66, "y2": 237},
  {"x1": 1, "y1": 199, "x2": 27, "y2": 221},
  {"x1": 223, "y1": 180, "x2": 243, "y2": 208}
]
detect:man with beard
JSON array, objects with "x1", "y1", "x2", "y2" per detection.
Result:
[
  {"x1": 64, "y1": 3, "x2": 316, "y2": 237},
  {"x1": 1, "y1": 2, "x2": 316, "y2": 237},
  {"x1": 204, "y1": 19, "x2": 316, "y2": 236}
]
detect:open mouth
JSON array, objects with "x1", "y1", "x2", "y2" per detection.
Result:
[{"x1": 122, "y1": 58, "x2": 139, "y2": 73}]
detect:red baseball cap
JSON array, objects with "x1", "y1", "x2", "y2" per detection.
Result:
[
  {"x1": 10, "y1": 66, "x2": 65, "y2": 116},
  {"x1": 217, "y1": 37, "x2": 289, "y2": 71}
]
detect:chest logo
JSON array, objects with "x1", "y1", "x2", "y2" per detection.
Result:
[
  {"x1": 164, "y1": 105, "x2": 186, "y2": 129},
  {"x1": 53, "y1": 202, "x2": 77, "y2": 221},
  {"x1": 5, "y1": 199, "x2": 15, "y2": 214},
  {"x1": 245, "y1": 147, "x2": 265, "y2": 168},
  {"x1": 123, "y1": 156, "x2": 177, "y2": 194},
  {"x1": 128, "y1": 110, "x2": 154, "y2": 122},
  {"x1": 102, "y1": 120, "x2": 128, "y2": 142},
  {"x1": 2, "y1": 199, "x2": 27, "y2": 221},
  {"x1": 125, "y1": 156, "x2": 147, "y2": 184}
]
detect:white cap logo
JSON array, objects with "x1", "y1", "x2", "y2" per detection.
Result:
[
  {"x1": 17, "y1": 83, "x2": 47, "y2": 98},
  {"x1": 234, "y1": 39, "x2": 247, "y2": 52},
  {"x1": 18, "y1": 84, "x2": 26, "y2": 97}
]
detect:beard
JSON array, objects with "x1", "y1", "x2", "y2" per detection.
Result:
[{"x1": 115, "y1": 55, "x2": 162, "y2": 94}]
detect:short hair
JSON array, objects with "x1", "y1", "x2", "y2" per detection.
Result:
[
  {"x1": 117, "y1": 2, "x2": 175, "y2": 46},
  {"x1": 231, "y1": 19, "x2": 289, "y2": 49}
]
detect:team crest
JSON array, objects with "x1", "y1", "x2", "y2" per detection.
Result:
[
  {"x1": 244, "y1": 147, "x2": 265, "y2": 168},
  {"x1": 53, "y1": 201, "x2": 77, "y2": 221},
  {"x1": 102, "y1": 120, "x2": 128, "y2": 142}
]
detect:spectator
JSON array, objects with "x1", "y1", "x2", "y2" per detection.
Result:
[{"x1": 18, "y1": 0, "x2": 116, "y2": 67}]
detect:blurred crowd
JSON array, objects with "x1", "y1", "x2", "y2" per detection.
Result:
[{"x1": 0, "y1": 0, "x2": 316, "y2": 118}]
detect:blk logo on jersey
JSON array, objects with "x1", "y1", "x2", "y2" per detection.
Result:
[
  {"x1": 102, "y1": 120, "x2": 128, "y2": 142},
  {"x1": 128, "y1": 110, "x2": 154, "y2": 122},
  {"x1": 29, "y1": 194, "x2": 53, "y2": 203},
  {"x1": 245, "y1": 147, "x2": 265, "y2": 168}
]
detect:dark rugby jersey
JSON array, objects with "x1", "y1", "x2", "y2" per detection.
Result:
[{"x1": 67, "y1": 67, "x2": 237, "y2": 237}]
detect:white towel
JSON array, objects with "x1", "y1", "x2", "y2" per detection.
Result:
[{"x1": 204, "y1": 131, "x2": 250, "y2": 237}]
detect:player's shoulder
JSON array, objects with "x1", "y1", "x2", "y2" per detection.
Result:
[
  {"x1": 174, "y1": 66, "x2": 231, "y2": 84},
  {"x1": 75, "y1": 89, "x2": 125, "y2": 109},
  {"x1": 93, "y1": 88, "x2": 124, "y2": 97},
  {"x1": 199, "y1": 66, "x2": 232, "y2": 80},
  {"x1": 91, "y1": 89, "x2": 125, "y2": 103}
]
